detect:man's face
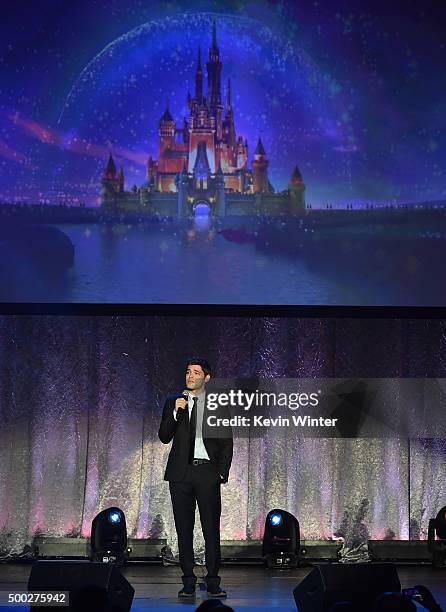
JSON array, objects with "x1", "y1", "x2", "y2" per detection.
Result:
[{"x1": 186, "y1": 364, "x2": 210, "y2": 391}]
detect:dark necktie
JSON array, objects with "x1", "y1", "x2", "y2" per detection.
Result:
[{"x1": 188, "y1": 396, "x2": 198, "y2": 463}]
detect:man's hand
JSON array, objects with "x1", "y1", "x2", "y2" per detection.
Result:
[{"x1": 175, "y1": 398, "x2": 188, "y2": 411}]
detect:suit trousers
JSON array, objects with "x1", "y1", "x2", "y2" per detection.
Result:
[{"x1": 169, "y1": 462, "x2": 222, "y2": 588}]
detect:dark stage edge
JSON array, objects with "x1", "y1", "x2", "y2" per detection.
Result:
[
  {"x1": 1, "y1": 303, "x2": 446, "y2": 319},
  {"x1": 1, "y1": 564, "x2": 446, "y2": 611}
]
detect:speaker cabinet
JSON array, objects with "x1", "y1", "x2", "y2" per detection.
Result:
[
  {"x1": 293, "y1": 563, "x2": 400, "y2": 611},
  {"x1": 28, "y1": 560, "x2": 134, "y2": 611}
]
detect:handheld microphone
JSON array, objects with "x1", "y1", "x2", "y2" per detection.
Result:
[
  {"x1": 175, "y1": 390, "x2": 190, "y2": 420},
  {"x1": 175, "y1": 389, "x2": 189, "y2": 420}
]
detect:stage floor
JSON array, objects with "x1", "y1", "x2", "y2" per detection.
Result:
[{"x1": 0, "y1": 563, "x2": 445, "y2": 611}]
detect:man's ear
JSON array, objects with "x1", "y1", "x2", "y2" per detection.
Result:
[{"x1": 205, "y1": 374, "x2": 211, "y2": 382}]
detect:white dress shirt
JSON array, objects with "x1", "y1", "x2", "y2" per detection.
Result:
[{"x1": 173, "y1": 391, "x2": 210, "y2": 460}]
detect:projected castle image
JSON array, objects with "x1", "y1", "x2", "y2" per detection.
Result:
[{"x1": 101, "y1": 23, "x2": 305, "y2": 217}]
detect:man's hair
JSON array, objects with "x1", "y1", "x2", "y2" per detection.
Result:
[{"x1": 186, "y1": 358, "x2": 212, "y2": 377}]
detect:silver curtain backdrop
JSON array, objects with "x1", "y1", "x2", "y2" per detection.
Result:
[{"x1": 1, "y1": 314, "x2": 446, "y2": 556}]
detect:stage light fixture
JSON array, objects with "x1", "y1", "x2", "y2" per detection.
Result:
[
  {"x1": 109, "y1": 511, "x2": 122, "y2": 525},
  {"x1": 428, "y1": 505, "x2": 446, "y2": 567},
  {"x1": 262, "y1": 508, "x2": 300, "y2": 568},
  {"x1": 90, "y1": 507, "x2": 129, "y2": 565},
  {"x1": 270, "y1": 513, "x2": 283, "y2": 527}
]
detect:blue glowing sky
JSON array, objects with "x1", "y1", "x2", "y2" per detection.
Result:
[{"x1": 0, "y1": 0, "x2": 445, "y2": 206}]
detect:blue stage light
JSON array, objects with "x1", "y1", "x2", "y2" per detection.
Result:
[
  {"x1": 109, "y1": 511, "x2": 122, "y2": 524},
  {"x1": 263, "y1": 509, "x2": 300, "y2": 568},
  {"x1": 270, "y1": 513, "x2": 283, "y2": 527},
  {"x1": 91, "y1": 507, "x2": 128, "y2": 563}
]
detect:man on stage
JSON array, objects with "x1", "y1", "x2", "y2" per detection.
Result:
[{"x1": 158, "y1": 358, "x2": 233, "y2": 599}]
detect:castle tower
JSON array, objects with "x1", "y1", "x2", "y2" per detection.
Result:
[
  {"x1": 157, "y1": 102, "x2": 182, "y2": 191},
  {"x1": 147, "y1": 155, "x2": 157, "y2": 191},
  {"x1": 104, "y1": 153, "x2": 116, "y2": 180},
  {"x1": 102, "y1": 153, "x2": 120, "y2": 191},
  {"x1": 252, "y1": 138, "x2": 270, "y2": 193},
  {"x1": 101, "y1": 153, "x2": 120, "y2": 209},
  {"x1": 215, "y1": 161, "x2": 226, "y2": 216},
  {"x1": 158, "y1": 103, "x2": 175, "y2": 160},
  {"x1": 288, "y1": 165, "x2": 306, "y2": 215},
  {"x1": 236, "y1": 136, "x2": 248, "y2": 170},
  {"x1": 206, "y1": 21, "x2": 223, "y2": 140}
]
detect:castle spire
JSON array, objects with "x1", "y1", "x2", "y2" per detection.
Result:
[
  {"x1": 226, "y1": 78, "x2": 232, "y2": 110},
  {"x1": 195, "y1": 46, "x2": 203, "y2": 102},
  {"x1": 105, "y1": 153, "x2": 116, "y2": 177},
  {"x1": 225, "y1": 78, "x2": 236, "y2": 148},
  {"x1": 160, "y1": 99, "x2": 173, "y2": 122},
  {"x1": 211, "y1": 20, "x2": 218, "y2": 53},
  {"x1": 207, "y1": 20, "x2": 222, "y2": 115},
  {"x1": 290, "y1": 165, "x2": 303, "y2": 184},
  {"x1": 254, "y1": 137, "x2": 266, "y2": 156}
]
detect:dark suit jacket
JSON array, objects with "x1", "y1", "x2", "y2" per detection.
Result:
[{"x1": 158, "y1": 392, "x2": 233, "y2": 483}]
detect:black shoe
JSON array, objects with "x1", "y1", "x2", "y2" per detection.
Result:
[
  {"x1": 178, "y1": 585, "x2": 196, "y2": 598},
  {"x1": 206, "y1": 586, "x2": 227, "y2": 598}
]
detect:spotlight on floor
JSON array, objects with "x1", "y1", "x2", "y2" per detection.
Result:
[
  {"x1": 262, "y1": 508, "x2": 300, "y2": 568},
  {"x1": 428, "y1": 505, "x2": 446, "y2": 566},
  {"x1": 90, "y1": 507, "x2": 129, "y2": 565}
]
